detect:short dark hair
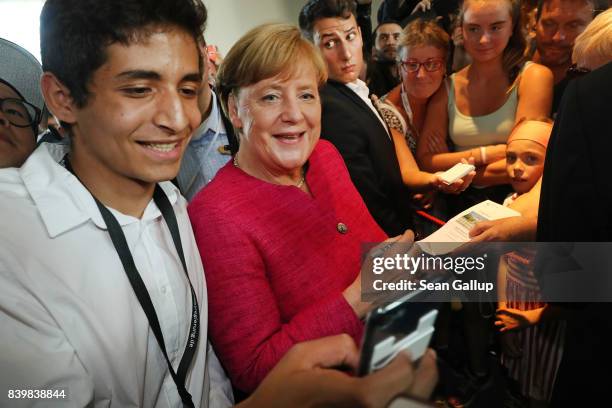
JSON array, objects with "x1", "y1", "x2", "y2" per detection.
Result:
[
  {"x1": 373, "y1": 20, "x2": 402, "y2": 38},
  {"x1": 299, "y1": 0, "x2": 357, "y2": 41},
  {"x1": 40, "y1": 0, "x2": 207, "y2": 108},
  {"x1": 538, "y1": 0, "x2": 606, "y2": 20}
]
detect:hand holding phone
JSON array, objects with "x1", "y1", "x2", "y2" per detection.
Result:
[
  {"x1": 358, "y1": 292, "x2": 439, "y2": 375},
  {"x1": 439, "y1": 162, "x2": 476, "y2": 185},
  {"x1": 370, "y1": 309, "x2": 438, "y2": 369}
]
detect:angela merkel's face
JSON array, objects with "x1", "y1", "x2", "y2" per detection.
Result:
[
  {"x1": 230, "y1": 62, "x2": 321, "y2": 182},
  {"x1": 0, "y1": 81, "x2": 37, "y2": 168}
]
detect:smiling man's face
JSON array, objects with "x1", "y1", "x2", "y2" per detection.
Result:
[{"x1": 63, "y1": 26, "x2": 202, "y2": 190}]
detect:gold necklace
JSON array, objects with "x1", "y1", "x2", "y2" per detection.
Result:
[{"x1": 233, "y1": 157, "x2": 305, "y2": 188}]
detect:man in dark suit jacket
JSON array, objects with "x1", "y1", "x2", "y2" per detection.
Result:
[
  {"x1": 537, "y1": 61, "x2": 612, "y2": 405},
  {"x1": 299, "y1": 0, "x2": 413, "y2": 237}
]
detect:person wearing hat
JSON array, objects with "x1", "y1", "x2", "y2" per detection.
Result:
[{"x1": 0, "y1": 37, "x2": 44, "y2": 168}]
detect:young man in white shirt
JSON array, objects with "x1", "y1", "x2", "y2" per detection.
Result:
[
  {"x1": 0, "y1": 0, "x2": 233, "y2": 406},
  {"x1": 0, "y1": 0, "x2": 437, "y2": 407}
]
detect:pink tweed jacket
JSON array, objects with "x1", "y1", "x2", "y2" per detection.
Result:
[{"x1": 188, "y1": 139, "x2": 387, "y2": 392}]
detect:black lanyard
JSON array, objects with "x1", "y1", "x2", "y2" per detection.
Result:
[{"x1": 64, "y1": 159, "x2": 199, "y2": 407}]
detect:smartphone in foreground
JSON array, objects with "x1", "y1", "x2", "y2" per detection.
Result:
[{"x1": 358, "y1": 289, "x2": 439, "y2": 376}]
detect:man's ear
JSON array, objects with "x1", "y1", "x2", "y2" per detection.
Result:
[
  {"x1": 40, "y1": 72, "x2": 78, "y2": 125},
  {"x1": 227, "y1": 93, "x2": 243, "y2": 130}
]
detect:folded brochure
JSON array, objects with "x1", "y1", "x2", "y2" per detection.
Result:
[{"x1": 417, "y1": 200, "x2": 520, "y2": 255}]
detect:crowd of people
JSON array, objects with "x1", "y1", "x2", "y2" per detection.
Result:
[{"x1": 0, "y1": 0, "x2": 611, "y2": 407}]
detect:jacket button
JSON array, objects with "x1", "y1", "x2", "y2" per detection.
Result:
[{"x1": 337, "y1": 222, "x2": 348, "y2": 234}]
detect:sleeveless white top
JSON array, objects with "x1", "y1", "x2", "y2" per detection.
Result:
[{"x1": 447, "y1": 62, "x2": 532, "y2": 152}]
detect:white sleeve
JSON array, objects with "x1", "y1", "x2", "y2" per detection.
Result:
[
  {"x1": 206, "y1": 342, "x2": 234, "y2": 408},
  {"x1": 0, "y1": 256, "x2": 93, "y2": 408}
]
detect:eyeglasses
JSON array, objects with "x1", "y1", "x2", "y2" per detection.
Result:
[
  {"x1": 566, "y1": 64, "x2": 590, "y2": 80},
  {"x1": 0, "y1": 97, "x2": 41, "y2": 128},
  {"x1": 398, "y1": 59, "x2": 444, "y2": 73}
]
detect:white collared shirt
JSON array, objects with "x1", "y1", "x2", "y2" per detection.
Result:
[
  {"x1": 0, "y1": 143, "x2": 233, "y2": 407},
  {"x1": 345, "y1": 79, "x2": 390, "y2": 136}
]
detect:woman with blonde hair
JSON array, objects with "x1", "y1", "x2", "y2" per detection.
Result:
[
  {"x1": 188, "y1": 23, "x2": 422, "y2": 395},
  {"x1": 380, "y1": 18, "x2": 450, "y2": 156},
  {"x1": 375, "y1": 18, "x2": 473, "y2": 230},
  {"x1": 374, "y1": 19, "x2": 476, "y2": 226}
]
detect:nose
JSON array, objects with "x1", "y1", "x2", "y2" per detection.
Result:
[
  {"x1": 280, "y1": 96, "x2": 304, "y2": 123},
  {"x1": 154, "y1": 89, "x2": 190, "y2": 134},
  {"x1": 339, "y1": 41, "x2": 352, "y2": 61},
  {"x1": 512, "y1": 161, "x2": 524, "y2": 177},
  {"x1": 552, "y1": 28, "x2": 566, "y2": 42},
  {"x1": 416, "y1": 64, "x2": 427, "y2": 78},
  {"x1": 479, "y1": 32, "x2": 491, "y2": 45}
]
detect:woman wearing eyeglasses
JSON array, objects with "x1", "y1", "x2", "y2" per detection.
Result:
[
  {"x1": 376, "y1": 19, "x2": 458, "y2": 213},
  {"x1": 0, "y1": 38, "x2": 44, "y2": 169},
  {"x1": 372, "y1": 19, "x2": 476, "y2": 216},
  {"x1": 380, "y1": 19, "x2": 448, "y2": 157},
  {"x1": 417, "y1": 0, "x2": 553, "y2": 213}
]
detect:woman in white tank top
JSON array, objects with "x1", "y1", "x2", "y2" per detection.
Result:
[
  {"x1": 414, "y1": 2, "x2": 553, "y2": 407},
  {"x1": 416, "y1": 0, "x2": 553, "y2": 191}
]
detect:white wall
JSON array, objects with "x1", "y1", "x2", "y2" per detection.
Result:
[
  {"x1": 204, "y1": 0, "x2": 298, "y2": 55},
  {"x1": 205, "y1": 0, "x2": 384, "y2": 55},
  {"x1": 0, "y1": 0, "x2": 386, "y2": 62},
  {"x1": 0, "y1": 0, "x2": 45, "y2": 61}
]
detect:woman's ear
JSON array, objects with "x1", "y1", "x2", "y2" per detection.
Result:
[
  {"x1": 228, "y1": 92, "x2": 243, "y2": 131},
  {"x1": 40, "y1": 72, "x2": 78, "y2": 126}
]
